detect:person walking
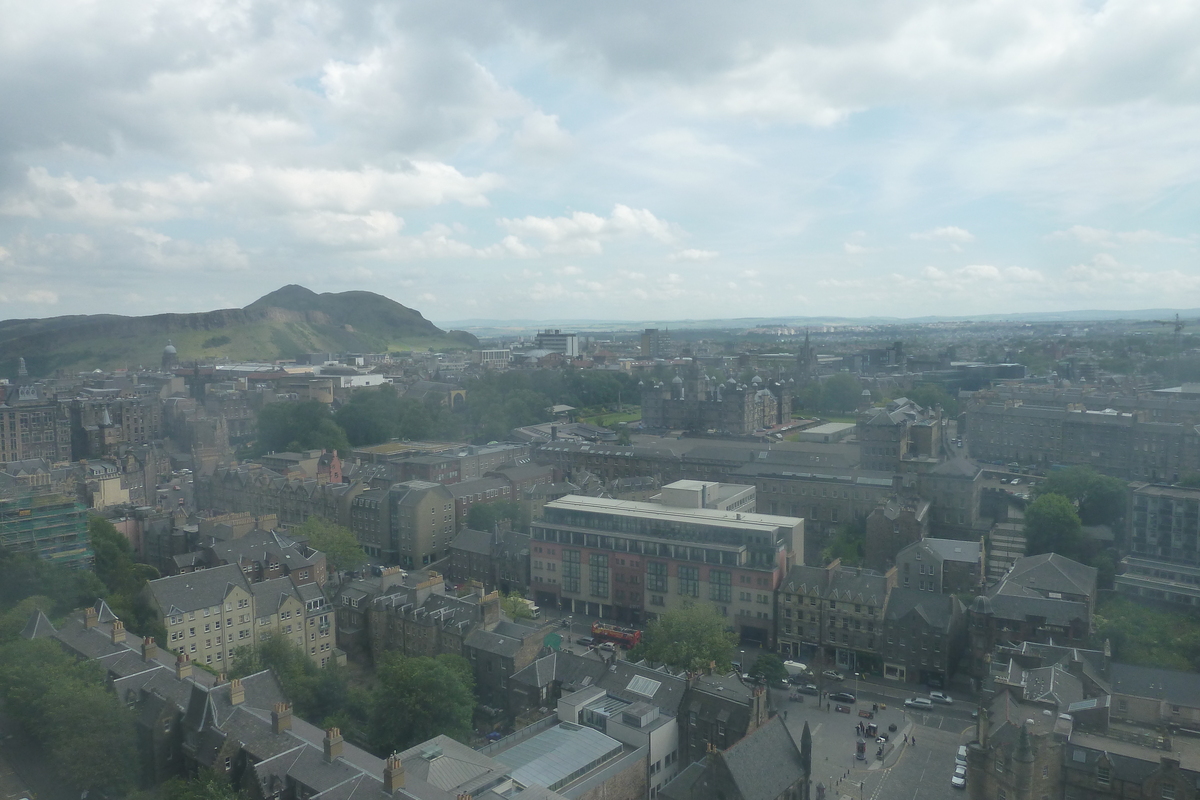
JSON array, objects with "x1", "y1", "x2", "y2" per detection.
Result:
[{"x1": 903, "y1": 733, "x2": 908, "y2": 744}]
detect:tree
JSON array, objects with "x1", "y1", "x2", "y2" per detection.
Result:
[
  {"x1": 821, "y1": 374, "x2": 862, "y2": 414},
  {"x1": 466, "y1": 500, "x2": 525, "y2": 533},
  {"x1": 88, "y1": 515, "x2": 162, "y2": 639},
  {"x1": 255, "y1": 400, "x2": 351, "y2": 455},
  {"x1": 907, "y1": 384, "x2": 958, "y2": 417},
  {"x1": 751, "y1": 653, "x2": 789, "y2": 684},
  {"x1": 368, "y1": 654, "x2": 475, "y2": 754},
  {"x1": 821, "y1": 519, "x2": 865, "y2": 566},
  {"x1": 1035, "y1": 466, "x2": 1127, "y2": 527},
  {"x1": 293, "y1": 516, "x2": 366, "y2": 574},
  {"x1": 1024, "y1": 493, "x2": 1084, "y2": 560},
  {"x1": 633, "y1": 603, "x2": 736, "y2": 672},
  {"x1": 1178, "y1": 471, "x2": 1200, "y2": 489},
  {"x1": 500, "y1": 592, "x2": 533, "y2": 621}
]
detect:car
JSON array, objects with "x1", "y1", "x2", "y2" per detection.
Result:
[
  {"x1": 930, "y1": 691, "x2": 953, "y2": 705},
  {"x1": 829, "y1": 691, "x2": 856, "y2": 703},
  {"x1": 576, "y1": 637, "x2": 596, "y2": 646},
  {"x1": 951, "y1": 765, "x2": 967, "y2": 789},
  {"x1": 822, "y1": 670, "x2": 844, "y2": 682},
  {"x1": 956, "y1": 745, "x2": 968, "y2": 768},
  {"x1": 599, "y1": 641, "x2": 616, "y2": 652},
  {"x1": 904, "y1": 697, "x2": 934, "y2": 709},
  {"x1": 796, "y1": 683, "x2": 819, "y2": 696}
]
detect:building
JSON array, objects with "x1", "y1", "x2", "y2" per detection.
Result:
[
  {"x1": 893, "y1": 537, "x2": 984, "y2": 595},
  {"x1": 530, "y1": 495, "x2": 803, "y2": 645},
  {"x1": 640, "y1": 371, "x2": 793, "y2": 436},
  {"x1": 448, "y1": 526, "x2": 532, "y2": 594},
  {"x1": 863, "y1": 495, "x2": 930, "y2": 574},
  {"x1": 472, "y1": 349, "x2": 512, "y2": 369},
  {"x1": 856, "y1": 398, "x2": 943, "y2": 474},
  {"x1": 534, "y1": 330, "x2": 580, "y2": 358},
  {"x1": 1117, "y1": 482, "x2": 1200, "y2": 607},
  {"x1": 879, "y1": 587, "x2": 966, "y2": 686},
  {"x1": 0, "y1": 484, "x2": 93, "y2": 568},
  {"x1": 661, "y1": 717, "x2": 810, "y2": 800},
  {"x1": 0, "y1": 395, "x2": 73, "y2": 464},
  {"x1": 349, "y1": 480, "x2": 455, "y2": 568},
  {"x1": 641, "y1": 329, "x2": 671, "y2": 359}
]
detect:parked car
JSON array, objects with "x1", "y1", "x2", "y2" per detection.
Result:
[
  {"x1": 576, "y1": 637, "x2": 596, "y2": 646},
  {"x1": 599, "y1": 641, "x2": 615, "y2": 651},
  {"x1": 796, "y1": 683, "x2": 819, "y2": 696},
  {"x1": 822, "y1": 670, "x2": 845, "y2": 682},
  {"x1": 930, "y1": 691, "x2": 953, "y2": 705},
  {"x1": 904, "y1": 697, "x2": 934, "y2": 709},
  {"x1": 829, "y1": 691, "x2": 857, "y2": 703},
  {"x1": 956, "y1": 745, "x2": 968, "y2": 768},
  {"x1": 951, "y1": 765, "x2": 967, "y2": 789}
]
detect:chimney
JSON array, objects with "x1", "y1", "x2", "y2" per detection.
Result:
[
  {"x1": 457, "y1": 794, "x2": 472, "y2": 800},
  {"x1": 84, "y1": 608, "x2": 99, "y2": 629},
  {"x1": 272, "y1": 703, "x2": 292, "y2": 734},
  {"x1": 176, "y1": 652, "x2": 193, "y2": 680},
  {"x1": 384, "y1": 754, "x2": 405, "y2": 794},
  {"x1": 216, "y1": 672, "x2": 227, "y2": 685},
  {"x1": 229, "y1": 678, "x2": 245, "y2": 705},
  {"x1": 142, "y1": 636, "x2": 159, "y2": 661},
  {"x1": 111, "y1": 619, "x2": 126, "y2": 644},
  {"x1": 323, "y1": 728, "x2": 344, "y2": 762}
]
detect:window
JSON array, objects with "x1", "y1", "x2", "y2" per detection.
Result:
[
  {"x1": 1097, "y1": 765, "x2": 1110, "y2": 786},
  {"x1": 709, "y1": 570, "x2": 731, "y2": 602},
  {"x1": 650, "y1": 595, "x2": 665, "y2": 606},
  {"x1": 648, "y1": 561, "x2": 668, "y2": 592},
  {"x1": 1162, "y1": 784, "x2": 1176, "y2": 800},
  {"x1": 562, "y1": 549, "x2": 581, "y2": 593},
  {"x1": 678, "y1": 566, "x2": 699, "y2": 597},
  {"x1": 589, "y1": 554, "x2": 609, "y2": 597}
]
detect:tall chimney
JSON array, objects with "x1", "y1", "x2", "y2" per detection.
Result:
[
  {"x1": 229, "y1": 678, "x2": 245, "y2": 705},
  {"x1": 84, "y1": 608, "x2": 99, "y2": 629},
  {"x1": 176, "y1": 652, "x2": 193, "y2": 680},
  {"x1": 323, "y1": 728, "x2": 344, "y2": 762},
  {"x1": 384, "y1": 754, "x2": 405, "y2": 794},
  {"x1": 111, "y1": 619, "x2": 126, "y2": 644},
  {"x1": 272, "y1": 703, "x2": 292, "y2": 734},
  {"x1": 142, "y1": 636, "x2": 158, "y2": 661}
]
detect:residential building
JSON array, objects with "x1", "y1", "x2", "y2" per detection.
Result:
[
  {"x1": 893, "y1": 537, "x2": 984, "y2": 595},
  {"x1": 530, "y1": 495, "x2": 803, "y2": 645},
  {"x1": 1117, "y1": 482, "x2": 1200, "y2": 607},
  {"x1": 775, "y1": 561, "x2": 893, "y2": 673},
  {"x1": 448, "y1": 526, "x2": 532, "y2": 594},
  {"x1": 0, "y1": 396, "x2": 72, "y2": 464},
  {"x1": 640, "y1": 329, "x2": 671, "y2": 359},
  {"x1": 348, "y1": 480, "x2": 455, "y2": 568},
  {"x1": 879, "y1": 587, "x2": 966, "y2": 686},
  {"x1": 863, "y1": 495, "x2": 930, "y2": 574},
  {"x1": 856, "y1": 397, "x2": 943, "y2": 473}
]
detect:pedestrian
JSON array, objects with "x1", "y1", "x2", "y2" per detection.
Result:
[
  {"x1": 912, "y1": 735, "x2": 917, "y2": 747},
  {"x1": 784, "y1": 710, "x2": 789, "y2": 721},
  {"x1": 827, "y1": 702, "x2": 831, "y2": 712},
  {"x1": 903, "y1": 733, "x2": 908, "y2": 744}
]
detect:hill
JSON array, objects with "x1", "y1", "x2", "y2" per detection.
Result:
[{"x1": 0, "y1": 285, "x2": 478, "y2": 377}]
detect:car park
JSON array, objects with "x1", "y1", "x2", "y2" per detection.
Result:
[
  {"x1": 904, "y1": 697, "x2": 934, "y2": 709},
  {"x1": 822, "y1": 670, "x2": 844, "y2": 681},
  {"x1": 930, "y1": 691, "x2": 953, "y2": 704},
  {"x1": 829, "y1": 691, "x2": 856, "y2": 703}
]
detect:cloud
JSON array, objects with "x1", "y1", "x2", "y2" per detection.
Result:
[
  {"x1": 1048, "y1": 225, "x2": 1193, "y2": 247},
  {"x1": 911, "y1": 226, "x2": 975, "y2": 243},
  {"x1": 843, "y1": 242, "x2": 876, "y2": 255},
  {"x1": 669, "y1": 249, "x2": 718, "y2": 261},
  {"x1": 512, "y1": 111, "x2": 573, "y2": 156},
  {"x1": 500, "y1": 204, "x2": 676, "y2": 255}
]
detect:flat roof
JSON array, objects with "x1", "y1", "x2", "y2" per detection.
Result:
[
  {"x1": 544, "y1": 495, "x2": 802, "y2": 531},
  {"x1": 492, "y1": 723, "x2": 624, "y2": 792}
]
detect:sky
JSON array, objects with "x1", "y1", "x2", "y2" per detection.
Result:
[{"x1": 1, "y1": 0, "x2": 1199, "y2": 325}]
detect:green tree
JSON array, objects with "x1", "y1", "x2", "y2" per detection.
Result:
[
  {"x1": 0, "y1": 638, "x2": 136, "y2": 796},
  {"x1": 907, "y1": 383, "x2": 959, "y2": 417},
  {"x1": 293, "y1": 516, "x2": 367, "y2": 574},
  {"x1": 369, "y1": 654, "x2": 475, "y2": 754},
  {"x1": 1178, "y1": 471, "x2": 1200, "y2": 489},
  {"x1": 88, "y1": 515, "x2": 163, "y2": 639},
  {"x1": 158, "y1": 769, "x2": 244, "y2": 800},
  {"x1": 632, "y1": 603, "x2": 736, "y2": 672},
  {"x1": 751, "y1": 653, "x2": 789, "y2": 684},
  {"x1": 821, "y1": 519, "x2": 866, "y2": 566},
  {"x1": 1024, "y1": 493, "x2": 1084, "y2": 559},
  {"x1": 500, "y1": 592, "x2": 533, "y2": 621},
  {"x1": 466, "y1": 500, "x2": 525, "y2": 532},
  {"x1": 1035, "y1": 466, "x2": 1127, "y2": 527},
  {"x1": 1093, "y1": 595, "x2": 1200, "y2": 672},
  {"x1": 0, "y1": 549, "x2": 106, "y2": 617},
  {"x1": 256, "y1": 400, "x2": 351, "y2": 455},
  {"x1": 821, "y1": 373, "x2": 862, "y2": 414}
]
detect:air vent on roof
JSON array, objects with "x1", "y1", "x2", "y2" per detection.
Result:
[{"x1": 422, "y1": 745, "x2": 443, "y2": 760}]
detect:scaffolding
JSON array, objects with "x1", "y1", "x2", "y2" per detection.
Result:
[{"x1": 0, "y1": 484, "x2": 94, "y2": 569}]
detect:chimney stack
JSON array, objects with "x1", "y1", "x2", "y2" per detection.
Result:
[
  {"x1": 111, "y1": 619, "x2": 126, "y2": 644},
  {"x1": 176, "y1": 652, "x2": 193, "y2": 680},
  {"x1": 229, "y1": 678, "x2": 245, "y2": 705},
  {"x1": 216, "y1": 672, "x2": 227, "y2": 685},
  {"x1": 84, "y1": 608, "x2": 99, "y2": 629},
  {"x1": 142, "y1": 636, "x2": 158, "y2": 661},
  {"x1": 272, "y1": 703, "x2": 292, "y2": 734},
  {"x1": 324, "y1": 728, "x2": 344, "y2": 762},
  {"x1": 384, "y1": 754, "x2": 406, "y2": 794}
]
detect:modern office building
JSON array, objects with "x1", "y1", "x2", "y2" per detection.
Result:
[
  {"x1": 529, "y1": 494, "x2": 802, "y2": 646},
  {"x1": 1116, "y1": 482, "x2": 1200, "y2": 607}
]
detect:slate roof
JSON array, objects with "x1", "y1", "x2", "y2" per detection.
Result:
[
  {"x1": 204, "y1": 527, "x2": 321, "y2": 572},
  {"x1": 21, "y1": 608, "x2": 55, "y2": 639},
  {"x1": 826, "y1": 566, "x2": 889, "y2": 606},
  {"x1": 719, "y1": 716, "x2": 806, "y2": 800},
  {"x1": 779, "y1": 564, "x2": 829, "y2": 597},
  {"x1": 148, "y1": 562, "x2": 251, "y2": 615},
  {"x1": 465, "y1": 628, "x2": 525, "y2": 659},
  {"x1": 251, "y1": 576, "x2": 302, "y2": 614},
  {"x1": 986, "y1": 592, "x2": 1089, "y2": 627},
  {"x1": 921, "y1": 538, "x2": 982, "y2": 564},
  {"x1": 1002, "y1": 553, "x2": 1097, "y2": 599},
  {"x1": 451, "y1": 528, "x2": 494, "y2": 556},
  {"x1": 883, "y1": 588, "x2": 960, "y2": 632},
  {"x1": 1110, "y1": 662, "x2": 1200, "y2": 707}
]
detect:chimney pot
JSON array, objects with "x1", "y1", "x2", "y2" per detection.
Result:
[
  {"x1": 84, "y1": 608, "x2": 99, "y2": 629},
  {"x1": 384, "y1": 754, "x2": 406, "y2": 794},
  {"x1": 175, "y1": 652, "x2": 193, "y2": 680},
  {"x1": 272, "y1": 702, "x2": 292, "y2": 734},
  {"x1": 324, "y1": 727, "x2": 344, "y2": 762},
  {"x1": 142, "y1": 636, "x2": 158, "y2": 661},
  {"x1": 111, "y1": 619, "x2": 126, "y2": 644},
  {"x1": 230, "y1": 677, "x2": 245, "y2": 705}
]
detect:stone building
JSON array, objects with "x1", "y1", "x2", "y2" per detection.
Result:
[
  {"x1": 641, "y1": 366, "x2": 792, "y2": 435},
  {"x1": 893, "y1": 537, "x2": 984, "y2": 595},
  {"x1": 879, "y1": 587, "x2": 966, "y2": 686},
  {"x1": 863, "y1": 495, "x2": 930, "y2": 573}
]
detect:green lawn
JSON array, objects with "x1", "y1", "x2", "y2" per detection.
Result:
[{"x1": 577, "y1": 408, "x2": 642, "y2": 426}]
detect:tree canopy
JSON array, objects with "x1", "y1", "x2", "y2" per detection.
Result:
[
  {"x1": 1093, "y1": 595, "x2": 1200, "y2": 672},
  {"x1": 1034, "y1": 466, "x2": 1127, "y2": 526},
  {"x1": 255, "y1": 400, "x2": 351, "y2": 455},
  {"x1": 466, "y1": 500, "x2": 526, "y2": 533},
  {"x1": 89, "y1": 515, "x2": 163, "y2": 639},
  {"x1": 1024, "y1": 492, "x2": 1085, "y2": 559},
  {"x1": 751, "y1": 653, "x2": 789, "y2": 683},
  {"x1": 820, "y1": 373, "x2": 863, "y2": 414},
  {"x1": 500, "y1": 591, "x2": 533, "y2": 621},
  {"x1": 368, "y1": 653, "x2": 475, "y2": 754},
  {"x1": 631, "y1": 603, "x2": 737, "y2": 672},
  {"x1": 230, "y1": 634, "x2": 366, "y2": 731},
  {"x1": 293, "y1": 516, "x2": 367, "y2": 573}
]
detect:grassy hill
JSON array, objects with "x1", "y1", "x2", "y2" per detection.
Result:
[{"x1": 0, "y1": 285, "x2": 478, "y2": 377}]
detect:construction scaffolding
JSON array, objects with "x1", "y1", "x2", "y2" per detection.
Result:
[{"x1": 0, "y1": 483, "x2": 93, "y2": 569}]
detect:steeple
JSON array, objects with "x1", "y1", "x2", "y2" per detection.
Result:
[{"x1": 800, "y1": 722, "x2": 813, "y2": 800}]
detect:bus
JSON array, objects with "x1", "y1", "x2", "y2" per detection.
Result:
[{"x1": 591, "y1": 621, "x2": 642, "y2": 648}]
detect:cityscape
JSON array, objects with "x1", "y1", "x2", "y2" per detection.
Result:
[{"x1": 3, "y1": 3, "x2": 1200, "y2": 800}]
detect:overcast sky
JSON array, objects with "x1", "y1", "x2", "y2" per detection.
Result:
[{"x1": 2, "y1": 1, "x2": 1199, "y2": 324}]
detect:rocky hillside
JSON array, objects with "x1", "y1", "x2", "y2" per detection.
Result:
[{"x1": 0, "y1": 285, "x2": 477, "y2": 376}]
